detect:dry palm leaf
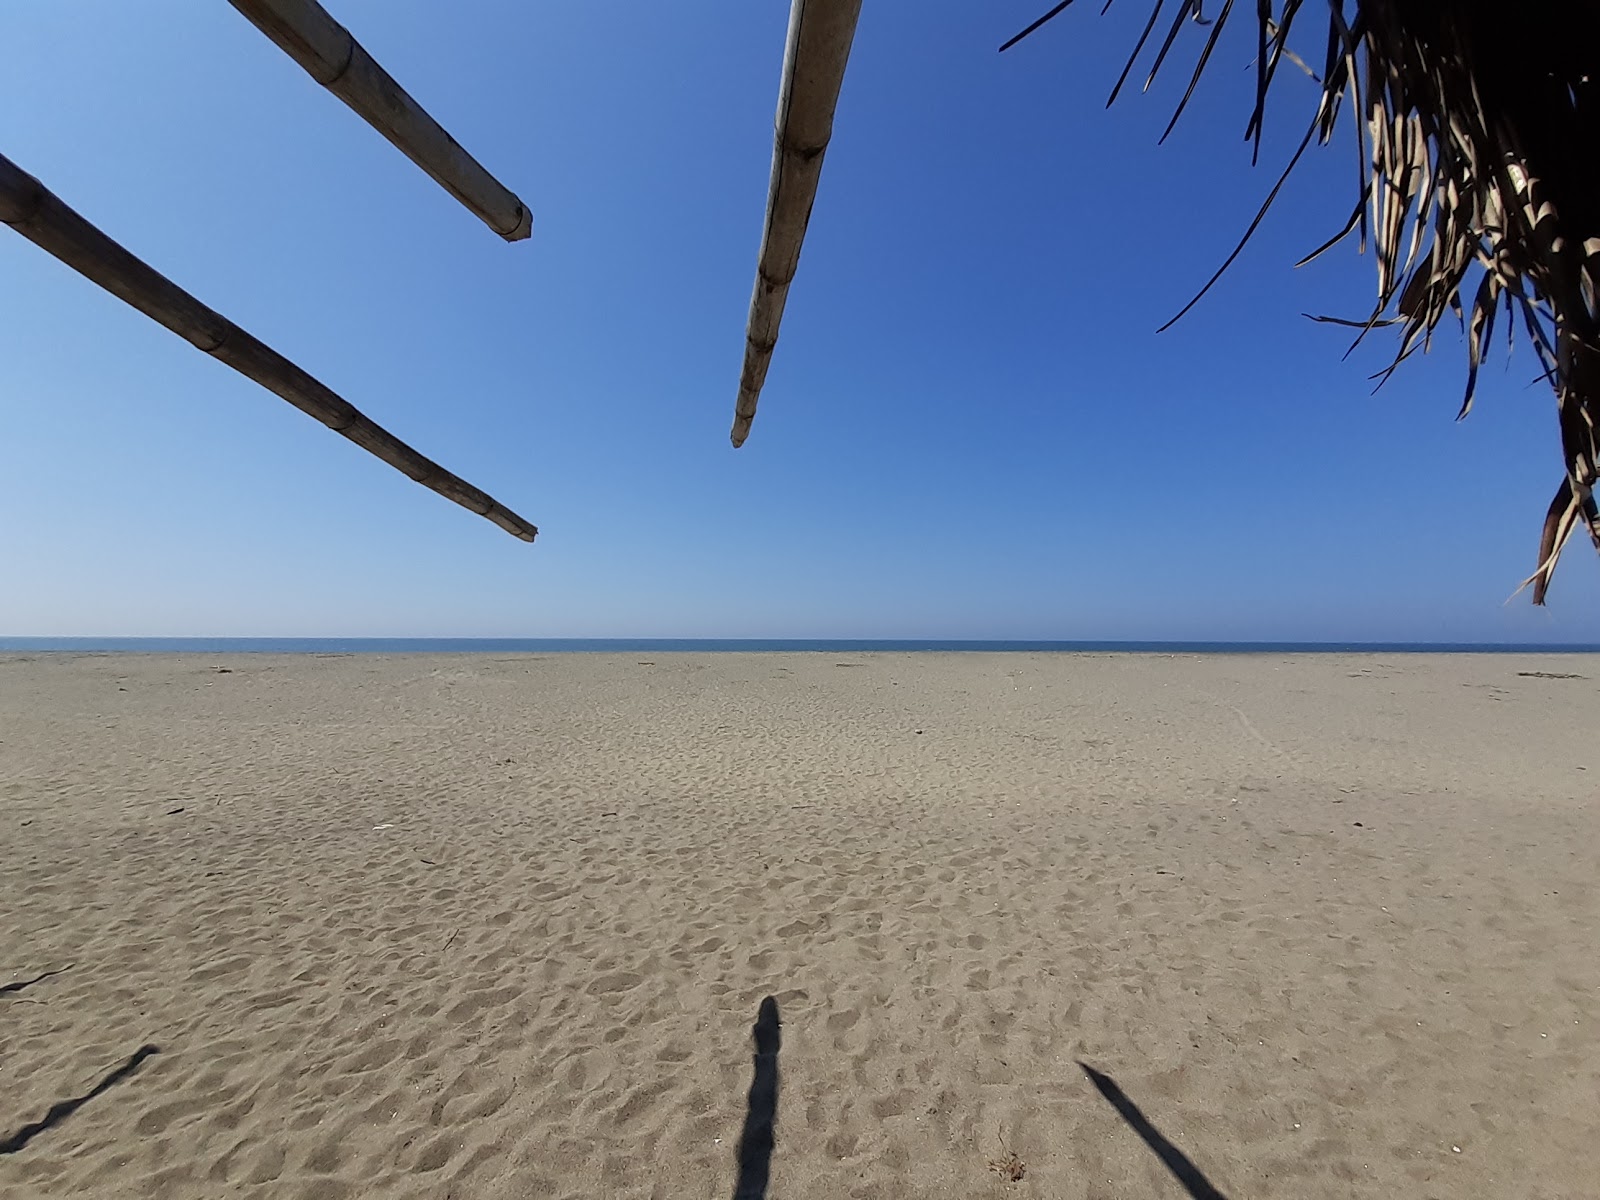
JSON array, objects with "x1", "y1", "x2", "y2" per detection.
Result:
[{"x1": 1004, "y1": 1, "x2": 1600, "y2": 603}]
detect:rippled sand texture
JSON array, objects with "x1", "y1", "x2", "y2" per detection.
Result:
[{"x1": 2, "y1": 652, "x2": 1598, "y2": 1198}]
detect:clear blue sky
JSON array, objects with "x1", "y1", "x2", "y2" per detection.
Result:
[{"x1": 3, "y1": 2, "x2": 1596, "y2": 641}]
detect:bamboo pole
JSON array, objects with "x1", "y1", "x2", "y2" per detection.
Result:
[
  {"x1": 730, "y1": 0, "x2": 862, "y2": 448},
  {"x1": 228, "y1": 0, "x2": 531, "y2": 242},
  {"x1": 0, "y1": 152, "x2": 537, "y2": 542}
]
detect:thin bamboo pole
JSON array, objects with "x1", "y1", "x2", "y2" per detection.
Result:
[
  {"x1": 228, "y1": 0, "x2": 531, "y2": 242},
  {"x1": 730, "y1": 0, "x2": 862, "y2": 448},
  {"x1": 0, "y1": 152, "x2": 537, "y2": 542}
]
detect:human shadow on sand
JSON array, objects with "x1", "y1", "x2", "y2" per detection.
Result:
[
  {"x1": 0, "y1": 1044, "x2": 160, "y2": 1155},
  {"x1": 732, "y1": 996, "x2": 781, "y2": 1200},
  {"x1": 1080, "y1": 1062, "x2": 1230, "y2": 1200}
]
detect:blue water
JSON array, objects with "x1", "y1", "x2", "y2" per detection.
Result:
[{"x1": 1, "y1": 637, "x2": 1596, "y2": 654}]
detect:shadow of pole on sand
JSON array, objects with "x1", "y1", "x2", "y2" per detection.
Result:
[
  {"x1": 732, "y1": 997, "x2": 781, "y2": 1200},
  {"x1": 0, "y1": 1044, "x2": 160, "y2": 1155},
  {"x1": 1079, "y1": 1062, "x2": 1231, "y2": 1200},
  {"x1": 0, "y1": 964, "x2": 73, "y2": 997}
]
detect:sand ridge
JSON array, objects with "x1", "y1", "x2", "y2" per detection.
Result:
[{"x1": 2, "y1": 652, "x2": 1598, "y2": 1197}]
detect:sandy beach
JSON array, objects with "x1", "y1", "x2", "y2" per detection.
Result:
[{"x1": 2, "y1": 651, "x2": 1597, "y2": 1198}]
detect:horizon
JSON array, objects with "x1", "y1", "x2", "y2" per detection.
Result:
[
  {"x1": 4, "y1": 635, "x2": 1599, "y2": 653},
  {"x1": 5, "y1": 3, "x2": 1600, "y2": 641}
]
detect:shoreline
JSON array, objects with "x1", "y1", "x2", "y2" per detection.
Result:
[{"x1": 3, "y1": 641, "x2": 1600, "y2": 656}]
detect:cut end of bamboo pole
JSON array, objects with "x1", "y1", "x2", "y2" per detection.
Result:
[
  {"x1": 501, "y1": 203, "x2": 533, "y2": 243},
  {"x1": 489, "y1": 510, "x2": 539, "y2": 542}
]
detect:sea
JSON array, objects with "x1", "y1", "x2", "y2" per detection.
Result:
[{"x1": 0, "y1": 638, "x2": 1596, "y2": 655}]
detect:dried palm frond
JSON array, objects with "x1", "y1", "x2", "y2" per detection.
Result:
[{"x1": 1004, "y1": 1, "x2": 1600, "y2": 602}]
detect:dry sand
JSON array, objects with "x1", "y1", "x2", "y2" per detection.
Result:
[{"x1": 2, "y1": 651, "x2": 1598, "y2": 1199}]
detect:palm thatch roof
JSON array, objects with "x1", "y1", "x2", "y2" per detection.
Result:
[{"x1": 737, "y1": 0, "x2": 1600, "y2": 603}]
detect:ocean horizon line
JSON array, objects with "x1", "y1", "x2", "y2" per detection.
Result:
[{"x1": 2, "y1": 637, "x2": 1598, "y2": 655}]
